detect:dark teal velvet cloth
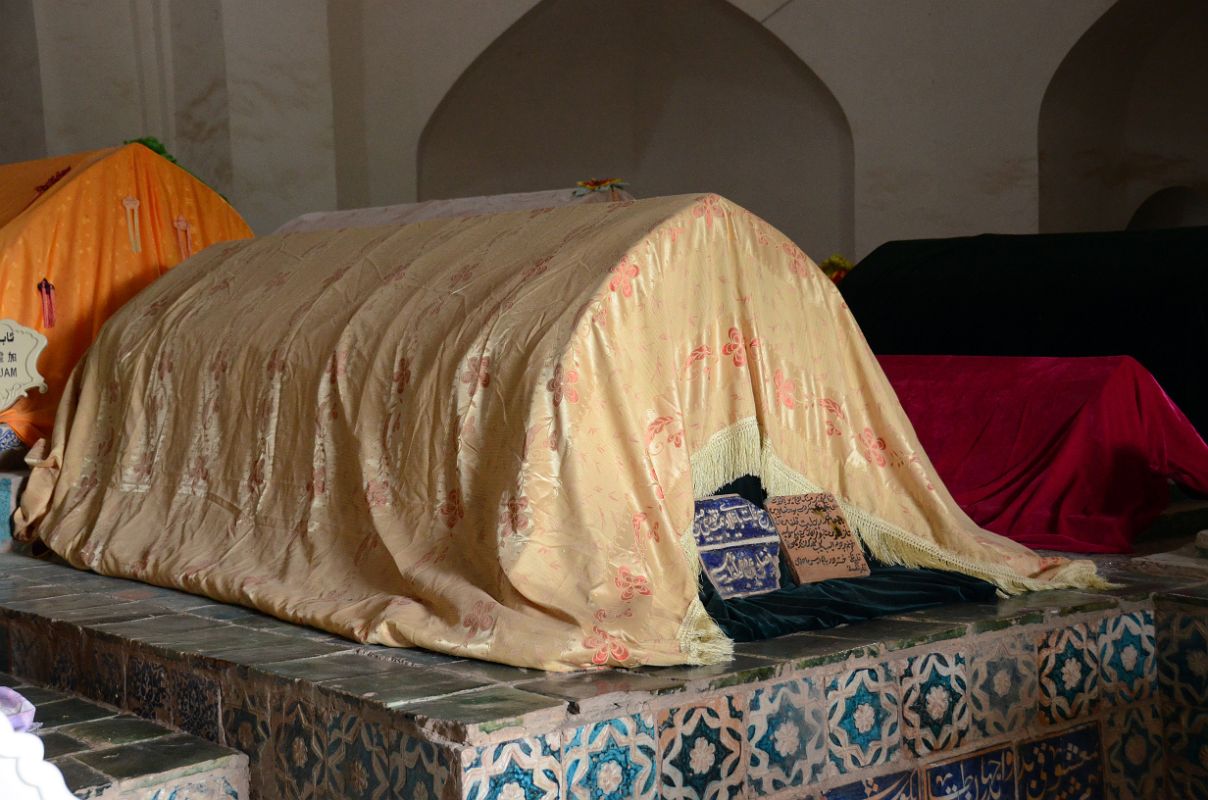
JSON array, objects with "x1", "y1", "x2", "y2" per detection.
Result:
[
  {"x1": 700, "y1": 475, "x2": 999, "y2": 642},
  {"x1": 700, "y1": 556, "x2": 998, "y2": 642}
]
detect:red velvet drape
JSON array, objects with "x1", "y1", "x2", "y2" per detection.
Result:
[{"x1": 881, "y1": 355, "x2": 1208, "y2": 553}]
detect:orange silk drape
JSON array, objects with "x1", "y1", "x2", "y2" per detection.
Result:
[{"x1": 0, "y1": 144, "x2": 252, "y2": 444}]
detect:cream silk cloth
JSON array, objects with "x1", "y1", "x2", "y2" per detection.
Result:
[
  {"x1": 273, "y1": 187, "x2": 633, "y2": 234},
  {"x1": 16, "y1": 195, "x2": 1100, "y2": 671}
]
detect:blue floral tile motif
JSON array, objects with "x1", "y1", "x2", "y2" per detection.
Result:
[
  {"x1": 823, "y1": 769, "x2": 920, "y2": 800},
  {"x1": 1165, "y1": 706, "x2": 1208, "y2": 800},
  {"x1": 968, "y1": 635, "x2": 1036, "y2": 739},
  {"x1": 659, "y1": 695, "x2": 746, "y2": 800},
  {"x1": 1098, "y1": 611, "x2": 1155, "y2": 704},
  {"x1": 897, "y1": 651, "x2": 968, "y2": 756},
  {"x1": 1037, "y1": 623, "x2": 1099, "y2": 725},
  {"x1": 324, "y1": 702, "x2": 399, "y2": 800},
  {"x1": 746, "y1": 676, "x2": 827, "y2": 794},
  {"x1": 393, "y1": 736, "x2": 450, "y2": 800},
  {"x1": 462, "y1": 735, "x2": 561, "y2": 800},
  {"x1": 1158, "y1": 610, "x2": 1208, "y2": 707},
  {"x1": 563, "y1": 714, "x2": 656, "y2": 800},
  {"x1": 1017, "y1": 723, "x2": 1103, "y2": 800},
  {"x1": 1103, "y1": 705, "x2": 1164, "y2": 800},
  {"x1": 272, "y1": 696, "x2": 327, "y2": 800},
  {"x1": 926, "y1": 745, "x2": 1016, "y2": 800},
  {"x1": 826, "y1": 665, "x2": 901, "y2": 774}
]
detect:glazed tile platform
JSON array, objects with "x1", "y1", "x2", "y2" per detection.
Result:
[{"x1": 1, "y1": 549, "x2": 1206, "y2": 799}]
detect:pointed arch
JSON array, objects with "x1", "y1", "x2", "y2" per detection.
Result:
[
  {"x1": 417, "y1": 0, "x2": 854, "y2": 258},
  {"x1": 1040, "y1": 0, "x2": 1208, "y2": 232}
]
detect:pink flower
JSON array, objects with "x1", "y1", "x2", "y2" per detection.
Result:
[
  {"x1": 498, "y1": 494, "x2": 530, "y2": 538},
  {"x1": 615, "y1": 566, "x2": 652, "y2": 601},
  {"x1": 584, "y1": 626, "x2": 630, "y2": 666},
  {"x1": 439, "y1": 490, "x2": 464, "y2": 528},
  {"x1": 722, "y1": 328, "x2": 758, "y2": 367},
  {"x1": 861, "y1": 428, "x2": 888, "y2": 467},
  {"x1": 462, "y1": 356, "x2": 491, "y2": 397},
  {"x1": 609, "y1": 256, "x2": 640, "y2": 298},
  {"x1": 462, "y1": 600, "x2": 496, "y2": 637},
  {"x1": 692, "y1": 195, "x2": 726, "y2": 230},
  {"x1": 774, "y1": 369, "x2": 797, "y2": 409},
  {"x1": 547, "y1": 363, "x2": 579, "y2": 405}
]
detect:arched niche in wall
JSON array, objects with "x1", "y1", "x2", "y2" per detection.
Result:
[
  {"x1": 1039, "y1": 0, "x2": 1208, "y2": 233},
  {"x1": 417, "y1": 0, "x2": 854, "y2": 259},
  {"x1": 1127, "y1": 186, "x2": 1208, "y2": 230}
]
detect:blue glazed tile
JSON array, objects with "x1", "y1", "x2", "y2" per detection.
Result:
[
  {"x1": 658, "y1": 695, "x2": 746, "y2": 800},
  {"x1": 746, "y1": 676, "x2": 827, "y2": 794},
  {"x1": 926, "y1": 745, "x2": 1016, "y2": 800},
  {"x1": 1103, "y1": 704, "x2": 1164, "y2": 800},
  {"x1": 1098, "y1": 611, "x2": 1155, "y2": 704},
  {"x1": 563, "y1": 714, "x2": 657, "y2": 800},
  {"x1": 1017, "y1": 723, "x2": 1103, "y2": 800},
  {"x1": 271, "y1": 696, "x2": 327, "y2": 800},
  {"x1": 826, "y1": 665, "x2": 900, "y2": 774},
  {"x1": 324, "y1": 701, "x2": 397, "y2": 799},
  {"x1": 1165, "y1": 706, "x2": 1208, "y2": 800},
  {"x1": 393, "y1": 736, "x2": 452, "y2": 800},
  {"x1": 1036, "y1": 623, "x2": 1099, "y2": 725},
  {"x1": 968, "y1": 634, "x2": 1036, "y2": 739},
  {"x1": 824, "y1": 768, "x2": 919, "y2": 800},
  {"x1": 462, "y1": 735, "x2": 561, "y2": 800},
  {"x1": 693, "y1": 495, "x2": 780, "y2": 598},
  {"x1": 897, "y1": 651, "x2": 968, "y2": 756},
  {"x1": 1158, "y1": 609, "x2": 1208, "y2": 707}
]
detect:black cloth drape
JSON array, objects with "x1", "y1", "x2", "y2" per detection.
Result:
[{"x1": 839, "y1": 226, "x2": 1208, "y2": 436}]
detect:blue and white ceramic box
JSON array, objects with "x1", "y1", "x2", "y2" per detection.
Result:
[{"x1": 693, "y1": 494, "x2": 781, "y2": 599}]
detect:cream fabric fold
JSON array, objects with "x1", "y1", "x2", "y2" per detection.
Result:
[{"x1": 17, "y1": 195, "x2": 1101, "y2": 671}]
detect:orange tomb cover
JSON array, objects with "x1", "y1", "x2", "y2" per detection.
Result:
[{"x1": 0, "y1": 144, "x2": 252, "y2": 444}]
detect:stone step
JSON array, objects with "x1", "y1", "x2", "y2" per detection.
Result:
[{"x1": 2, "y1": 679, "x2": 247, "y2": 799}]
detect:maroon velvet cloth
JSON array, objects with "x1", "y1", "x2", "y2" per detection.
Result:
[{"x1": 880, "y1": 355, "x2": 1208, "y2": 553}]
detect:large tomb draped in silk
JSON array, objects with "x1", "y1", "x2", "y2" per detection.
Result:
[{"x1": 16, "y1": 195, "x2": 1100, "y2": 670}]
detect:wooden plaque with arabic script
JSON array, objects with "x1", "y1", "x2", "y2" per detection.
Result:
[
  {"x1": 0, "y1": 320, "x2": 48, "y2": 413},
  {"x1": 765, "y1": 493, "x2": 870, "y2": 584}
]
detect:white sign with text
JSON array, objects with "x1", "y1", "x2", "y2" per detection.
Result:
[{"x1": 0, "y1": 321, "x2": 47, "y2": 413}]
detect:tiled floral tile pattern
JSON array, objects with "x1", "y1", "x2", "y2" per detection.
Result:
[
  {"x1": 272, "y1": 695, "x2": 328, "y2": 799},
  {"x1": 1036, "y1": 623, "x2": 1099, "y2": 725},
  {"x1": 325, "y1": 702, "x2": 400, "y2": 799},
  {"x1": 1158, "y1": 607, "x2": 1208, "y2": 707},
  {"x1": 826, "y1": 665, "x2": 901, "y2": 774},
  {"x1": 897, "y1": 651, "x2": 968, "y2": 756},
  {"x1": 462, "y1": 735, "x2": 561, "y2": 800},
  {"x1": 658, "y1": 696, "x2": 747, "y2": 800},
  {"x1": 563, "y1": 714, "x2": 657, "y2": 800},
  {"x1": 968, "y1": 634, "x2": 1036, "y2": 739},
  {"x1": 1017, "y1": 723, "x2": 1103, "y2": 800},
  {"x1": 824, "y1": 768, "x2": 920, "y2": 800},
  {"x1": 5, "y1": 550, "x2": 1208, "y2": 800},
  {"x1": 395, "y1": 736, "x2": 454, "y2": 800},
  {"x1": 925, "y1": 745, "x2": 1015, "y2": 800},
  {"x1": 1165, "y1": 706, "x2": 1208, "y2": 800},
  {"x1": 1103, "y1": 704, "x2": 1164, "y2": 800},
  {"x1": 746, "y1": 676, "x2": 827, "y2": 794},
  {"x1": 1098, "y1": 610, "x2": 1155, "y2": 704}
]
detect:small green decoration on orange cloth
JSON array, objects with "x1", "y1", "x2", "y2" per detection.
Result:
[
  {"x1": 573, "y1": 178, "x2": 628, "y2": 197},
  {"x1": 819, "y1": 254, "x2": 853, "y2": 284}
]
